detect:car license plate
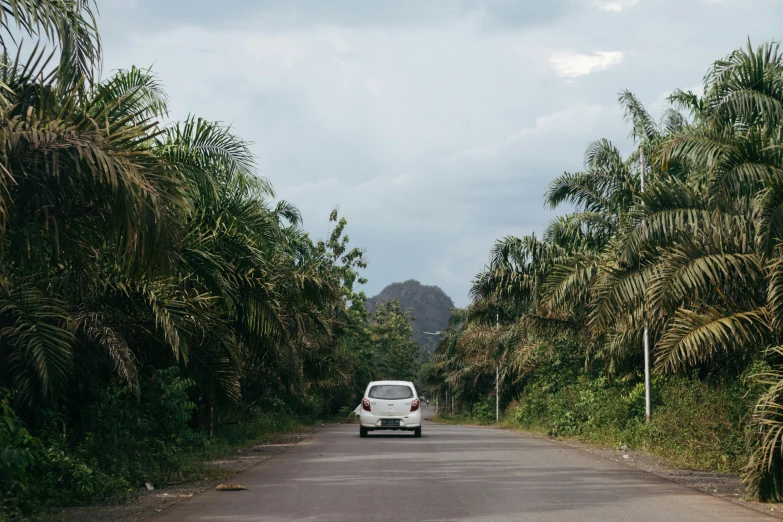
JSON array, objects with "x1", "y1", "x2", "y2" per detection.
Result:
[{"x1": 381, "y1": 419, "x2": 400, "y2": 427}]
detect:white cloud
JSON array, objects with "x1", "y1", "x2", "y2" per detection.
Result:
[
  {"x1": 550, "y1": 51, "x2": 624, "y2": 78},
  {"x1": 443, "y1": 104, "x2": 605, "y2": 165},
  {"x1": 594, "y1": 0, "x2": 639, "y2": 11},
  {"x1": 320, "y1": 30, "x2": 352, "y2": 54}
]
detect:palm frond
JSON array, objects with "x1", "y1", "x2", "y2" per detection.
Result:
[
  {"x1": 0, "y1": 0, "x2": 101, "y2": 90},
  {"x1": 619, "y1": 90, "x2": 659, "y2": 143},
  {"x1": 654, "y1": 307, "x2": 770, "y2": 374},
  {"x1": 0, "y1": 281, "x2": 74, "y2": 401}
]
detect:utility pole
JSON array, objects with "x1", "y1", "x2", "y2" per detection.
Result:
[
  {"x1": 641, "y1": 147, "x2": 651, "y2": 423},
  {"x1": 496, "y1": 313, "x2": 499, "y2": 423}
]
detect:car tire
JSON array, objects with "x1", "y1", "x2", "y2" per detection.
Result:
[
  {"x1": 360, "y1": 426, "x2": 368, "y2": 438},
  {"x1": 413, "y1": 427, "x2": 422, "y2": 438}
]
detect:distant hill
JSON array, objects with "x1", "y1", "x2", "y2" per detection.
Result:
[{"x1": 365, "y1": 280, "x2": 455, "y2": 354}]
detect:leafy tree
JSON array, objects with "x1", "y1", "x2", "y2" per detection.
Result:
[{"x1": 366, "y1": 300, "x2": 419, "y2": 382}]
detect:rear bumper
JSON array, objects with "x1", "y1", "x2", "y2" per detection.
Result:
[{"x1": 359, "y1": 409, "x2": 422, "y2": 429}]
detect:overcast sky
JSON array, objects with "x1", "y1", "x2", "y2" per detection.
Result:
[{"x1": 99, "y1": 0, "x2": 781, "y2": 306}]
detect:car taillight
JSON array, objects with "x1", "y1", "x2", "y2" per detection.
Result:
[
  {"x1": 362, "y1": 398, "x2": 371, "y2": 411},
  {"x1": 410, "y1": 398, "x2": 419, "y2": 412}
]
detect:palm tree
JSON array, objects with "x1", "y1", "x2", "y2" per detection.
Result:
[
  {"x1": 555, "y1": 41, "x2": 783, "y2": 499},
  {"x1": 648, "y1": 41, "x2": 783, "y2": 499},
  {"x1": 0, "y1": 48, "x2": 182, "y2": 402},
  {"x1": 0, "y1": 47, "x2": 354, "y2": 407}
]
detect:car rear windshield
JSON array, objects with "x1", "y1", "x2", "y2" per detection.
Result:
[{"x1": 368, "y1": 385, "x2": 414, "y2": 400}]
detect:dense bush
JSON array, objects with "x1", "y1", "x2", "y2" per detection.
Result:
[
  {"x1": 1, "y1": 390, "x2": 120, "y2": 518},
  {"x1": 508, "y1": 370, "x2": 756, "y2": 473},
  {"x1": 74, "y1": 368, "x2": 202, "y2": 489},
  {"x1": 0, "y1": 368, "x2": 315, "y2": 519},
  {"x1": 1, "y1": 369, "x2": 199, "y2": 517},
  {"x1": 1, "y1": 390, "x2": 41, "y2": 517}
]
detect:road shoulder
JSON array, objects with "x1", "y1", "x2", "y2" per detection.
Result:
[{"x1": 434, "y1": 417, "x2": 782, "y2": 520}]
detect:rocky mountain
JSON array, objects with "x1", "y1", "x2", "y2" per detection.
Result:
[{"x1": 365, "y1": 280, "x2": 455, "y2": 354}]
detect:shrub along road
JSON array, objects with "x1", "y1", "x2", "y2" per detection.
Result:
[{"x1": 148, "y1": 406, "x2": 773, "y2": 521}]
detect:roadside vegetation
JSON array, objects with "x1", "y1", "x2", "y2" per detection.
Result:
[
  {"x1": 0, "y1": 2, "x2": 420, "y2": 519},
  {"x1": 430, "y1": 40, "x2": 783, "y2": 501}
]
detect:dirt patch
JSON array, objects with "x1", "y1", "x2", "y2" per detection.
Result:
[{"x1": 45, "y1": 424, "x2": 328, "y2": 522}]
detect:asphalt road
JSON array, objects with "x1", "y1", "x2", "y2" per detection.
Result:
[{"x1": 150, "y1": 406, "x2": 773, "y2": 521}]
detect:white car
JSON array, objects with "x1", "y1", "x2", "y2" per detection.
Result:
[{"x1": 359, "y1": 380, "x2": 422, "y2": 438}]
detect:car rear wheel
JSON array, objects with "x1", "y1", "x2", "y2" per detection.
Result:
[
  {"x1": 413, "y1": 427, "x2": 421, "y2": 438},
  {"x1": 360, "y1": 426, "x2": 368, "y2": 438}
]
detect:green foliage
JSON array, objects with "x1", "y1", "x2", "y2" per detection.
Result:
[
  {"x1": 1, "y1": 369, "x2": 198, "y2": 517},
  {"x1": 0, "y1": 390, "x2": 120, "y2": 518},
  {"x1": 470, "y1": 400, "x2": 496, "y2": 423},
  {"x1": 25, "y1": 444, "x2": 122, "y2": 512},
  {"x1": 75, "y1": 367, "x2": 199, "y2": 487},
  {"x1": 337, "y1": 405, "x2": 357, "y2": 419},
  {"x1": 1, "y1": 389, "x2": 39, "y2": 517}
]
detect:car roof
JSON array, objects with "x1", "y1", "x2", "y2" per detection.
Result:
[{"x1": 368, "y1": 380, "x2": 414, "y2": 386}]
